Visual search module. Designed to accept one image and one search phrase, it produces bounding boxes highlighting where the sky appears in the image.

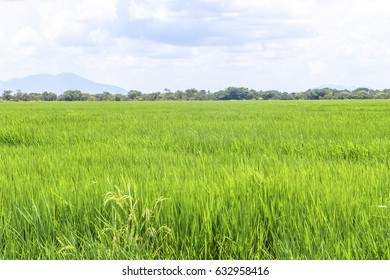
[0,0,389,93]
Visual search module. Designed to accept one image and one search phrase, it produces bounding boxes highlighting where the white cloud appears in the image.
[10,26,42,55]
[78,0,117,21]
[128,0,177,21]
[0,0,390,92]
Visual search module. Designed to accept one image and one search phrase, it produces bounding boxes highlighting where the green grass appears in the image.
[0,100,389,259]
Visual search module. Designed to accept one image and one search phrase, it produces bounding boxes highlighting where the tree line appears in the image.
[2,87,390,102]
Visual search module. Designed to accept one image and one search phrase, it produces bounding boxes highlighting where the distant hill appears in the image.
[0,72,128,94]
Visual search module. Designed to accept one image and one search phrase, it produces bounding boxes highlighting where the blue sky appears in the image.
[0,0,389,92]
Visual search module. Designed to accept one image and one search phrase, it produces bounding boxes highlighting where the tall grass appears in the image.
[0,100,389,259]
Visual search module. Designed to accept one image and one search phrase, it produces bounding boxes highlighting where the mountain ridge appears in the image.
[0,73,128,94]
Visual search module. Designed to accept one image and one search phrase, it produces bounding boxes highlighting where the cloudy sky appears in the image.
[0,0,389,92]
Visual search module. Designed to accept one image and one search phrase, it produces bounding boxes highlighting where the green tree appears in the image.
[2,90,13,101]
[260,90,281,100]
[13,91,31,101]
[351,88,371,99]
[128,90,143,100]
[219,87,253,100]
[184,88,198,100]
[41,92,57,101]
[58,90,84,101]
[113,94,127,101]
[28,92,43,101]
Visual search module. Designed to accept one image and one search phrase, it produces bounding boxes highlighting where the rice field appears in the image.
[0,100,389,260]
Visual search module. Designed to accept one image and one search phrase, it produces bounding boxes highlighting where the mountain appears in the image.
[0,73,128,94]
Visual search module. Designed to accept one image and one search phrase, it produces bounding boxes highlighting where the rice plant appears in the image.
[0,100,389,259]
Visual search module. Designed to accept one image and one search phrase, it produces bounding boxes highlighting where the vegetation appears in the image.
[0,101,389,260]
[3,87,390,101]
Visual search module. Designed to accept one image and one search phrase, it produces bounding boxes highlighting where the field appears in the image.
[0,100,389,260]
